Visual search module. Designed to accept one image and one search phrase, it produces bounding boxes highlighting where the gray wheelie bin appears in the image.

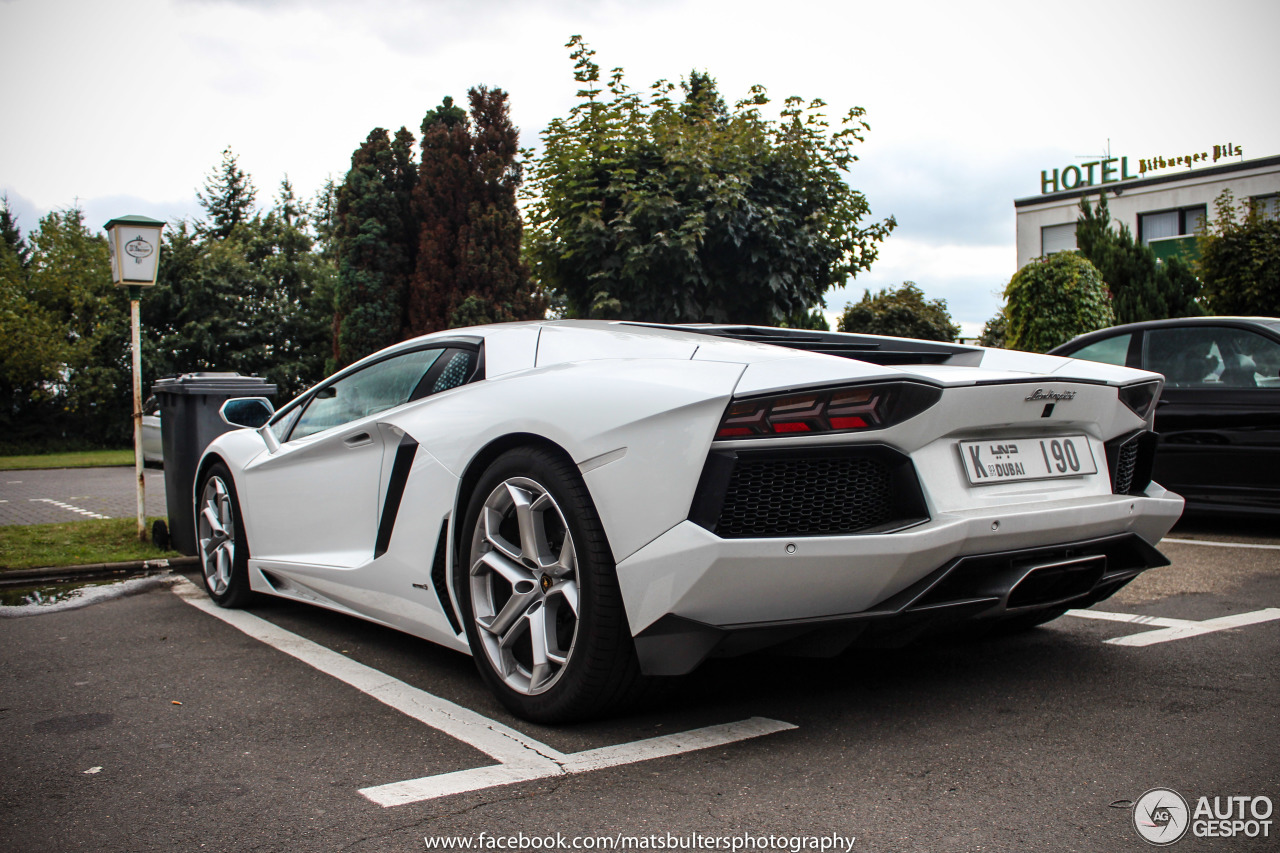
[151,373,276,555]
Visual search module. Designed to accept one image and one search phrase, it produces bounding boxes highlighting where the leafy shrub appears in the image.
[1004,253,1114,353]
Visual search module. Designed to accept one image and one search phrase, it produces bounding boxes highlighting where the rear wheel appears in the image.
[196,463,255,608]
[456,446,647,723]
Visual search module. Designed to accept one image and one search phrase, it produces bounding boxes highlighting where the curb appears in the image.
[0,557,200,587]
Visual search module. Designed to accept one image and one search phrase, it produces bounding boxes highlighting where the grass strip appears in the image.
[0,449,135,471]
[0,517,181,571]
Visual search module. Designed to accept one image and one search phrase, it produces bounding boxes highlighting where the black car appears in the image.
[1049,316,1280,515]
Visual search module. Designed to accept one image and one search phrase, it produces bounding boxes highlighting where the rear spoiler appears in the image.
[626,323,985,367]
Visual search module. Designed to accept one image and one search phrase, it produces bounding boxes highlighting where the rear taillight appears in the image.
[715,382,941,440]
[1118,380,1161,421]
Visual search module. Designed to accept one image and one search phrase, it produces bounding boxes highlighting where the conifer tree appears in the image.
[332,128,418,367]
[310,177,341,262]
[1,194,30,268]
[409,88,542,335]
[198,146,258,239]
[1075,194,1201,323]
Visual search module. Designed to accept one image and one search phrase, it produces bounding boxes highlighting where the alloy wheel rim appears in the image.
[468,477,580,696]
[198,476,236,596]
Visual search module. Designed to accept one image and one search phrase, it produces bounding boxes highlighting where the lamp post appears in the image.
[105,215,165,542]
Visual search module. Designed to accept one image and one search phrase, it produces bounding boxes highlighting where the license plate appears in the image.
[958,435,1098,485]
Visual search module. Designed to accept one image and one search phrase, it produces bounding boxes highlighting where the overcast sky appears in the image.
[3,0,1277,334]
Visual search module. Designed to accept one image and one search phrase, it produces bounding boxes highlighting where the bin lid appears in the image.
[151,372,278,396]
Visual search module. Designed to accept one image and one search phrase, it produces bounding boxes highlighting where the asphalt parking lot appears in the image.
[0,467,168,526]
[1,516,1277,852]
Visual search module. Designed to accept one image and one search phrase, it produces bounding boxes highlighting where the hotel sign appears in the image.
[1040,143,1245,195]
[1041,157,1138,194]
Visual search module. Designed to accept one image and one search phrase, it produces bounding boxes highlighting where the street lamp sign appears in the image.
[105,214,165,286]
[105,214,165,543]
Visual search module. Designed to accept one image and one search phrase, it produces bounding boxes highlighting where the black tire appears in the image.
[195,462,256,608]
[455,446,648,723]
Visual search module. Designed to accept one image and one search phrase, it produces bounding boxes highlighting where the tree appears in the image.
[410,89,543,334]
[782,307,830,331]
[524,36,895,325]
[198,146,258,239]
[0,229,65,449]
[1004,253,1114,353]
[1,194,30,268]
[1196,189,1280,316]
[837,282,959,341]
[978,310,1006,348]
[239,181,336,395]
[143,184,335,400]
[7,208,132,447]
[332,127,418,367]
[1075,193,1201,323]
[310,176,341,262]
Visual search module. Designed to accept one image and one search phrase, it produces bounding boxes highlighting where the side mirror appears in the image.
[220,397,275,429]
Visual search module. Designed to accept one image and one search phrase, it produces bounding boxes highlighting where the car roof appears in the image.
[1051,316,1280,353]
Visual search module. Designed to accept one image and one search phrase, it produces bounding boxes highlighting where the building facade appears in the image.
[1014,153,1280,269]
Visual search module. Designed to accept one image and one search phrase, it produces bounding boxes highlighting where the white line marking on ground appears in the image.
[1104,608,1280,647]
[169,578,796,806]
[171,578,558,766]
[28,498,109,520]
[1066,608,1280,646]
[1065,609,1194,629]
[1162,537,1280,551]
[362,717,795,805]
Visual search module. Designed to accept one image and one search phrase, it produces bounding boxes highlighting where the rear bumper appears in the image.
[631,531,1167,675]
[616,485,1183,675]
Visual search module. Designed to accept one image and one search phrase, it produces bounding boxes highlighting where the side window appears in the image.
[1067,333,1132,366]
[1146,327,1280,389]
[417,349,476,398]
[290,349,443,440]
[1221,329,1280,388]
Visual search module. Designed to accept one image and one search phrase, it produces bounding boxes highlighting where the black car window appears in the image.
[1146,327,1280,389]
[1066,333,1132,366]
[289,348,444,441]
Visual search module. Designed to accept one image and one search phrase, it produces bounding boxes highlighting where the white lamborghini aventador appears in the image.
[196,321,1183,721]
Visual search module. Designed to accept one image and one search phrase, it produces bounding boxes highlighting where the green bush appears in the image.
[1197,189,1280,316]
[1004,253,1114,353]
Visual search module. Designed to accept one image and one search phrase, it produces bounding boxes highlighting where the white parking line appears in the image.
[364,717,794,805]
[1064,609,1193,629]
[28,498,109,520]
[169,578,795,806]
[1066,607,1280,646]
[1162,537,1280,551]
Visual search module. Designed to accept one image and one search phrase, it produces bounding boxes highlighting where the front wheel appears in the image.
[196,462,255,608]
[456,446,647,723]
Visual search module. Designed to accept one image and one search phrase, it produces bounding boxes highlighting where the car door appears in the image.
[242,347,449,568]
[1143,324,1280,511]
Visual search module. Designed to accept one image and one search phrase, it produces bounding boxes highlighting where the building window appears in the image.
[1041,222,1077,256]
[1252,194,1280,220]
[1139,205,1207,246]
